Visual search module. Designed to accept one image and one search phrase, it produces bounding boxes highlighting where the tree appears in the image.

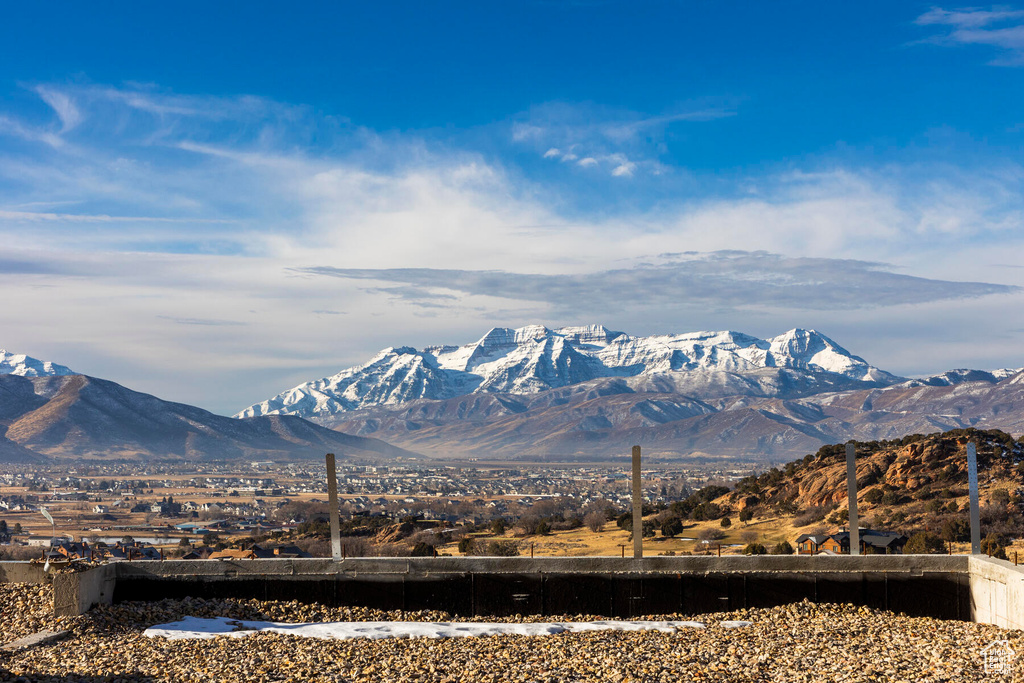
[940,518,970,543]
[178,537,192,548]
[745,543,768,555]
[720,517,732,529]
[738,510,753,524]
[772,541,794,555]
[0,520,7,534]
[660,517,684,538]
[458,537,476,555]
[489,518,507,535]
[12,523,21,535]
[584,512,606,533]
[904,531,945,554]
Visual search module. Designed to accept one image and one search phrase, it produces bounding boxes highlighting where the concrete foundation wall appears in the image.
[969,556,1024,629]
[8,556,1023,627]
[0,562,45,584]
[52,565,116,617]
[110,556,973,620]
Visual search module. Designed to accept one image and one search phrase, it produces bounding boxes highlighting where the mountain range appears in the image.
[3,325,1022,463]
[0,372,417,463]
[236,325,1024,462]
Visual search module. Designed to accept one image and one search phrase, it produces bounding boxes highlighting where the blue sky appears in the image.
[1,2,1023,415]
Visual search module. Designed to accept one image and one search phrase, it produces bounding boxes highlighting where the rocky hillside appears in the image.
[730,428,1024,532]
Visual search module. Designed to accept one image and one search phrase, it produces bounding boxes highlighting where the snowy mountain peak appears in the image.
[236,325,903,421]
[0,349,74,377]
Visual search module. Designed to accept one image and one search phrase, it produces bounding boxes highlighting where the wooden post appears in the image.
[846,443,860,556]
[632,445,642,559]
[968,443,981,555]
[326,453,342,561]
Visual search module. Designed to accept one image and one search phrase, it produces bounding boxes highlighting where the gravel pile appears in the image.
[2,583,1022,682]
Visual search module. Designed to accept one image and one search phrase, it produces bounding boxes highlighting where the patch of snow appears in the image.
[144,617,710,641]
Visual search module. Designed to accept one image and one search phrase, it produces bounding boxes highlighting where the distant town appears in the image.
[0,459,755,562]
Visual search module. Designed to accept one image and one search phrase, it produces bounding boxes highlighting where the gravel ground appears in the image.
[2,583,1022,682]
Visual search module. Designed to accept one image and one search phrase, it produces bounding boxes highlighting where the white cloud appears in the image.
[915,6,1024,64]
[514,100,734,176]
[35,86,82,132]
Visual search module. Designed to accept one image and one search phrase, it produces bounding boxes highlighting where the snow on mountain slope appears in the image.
[237,325,903,421]
[0,349,74,377]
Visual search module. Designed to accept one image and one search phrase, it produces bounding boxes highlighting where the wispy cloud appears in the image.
[157,316,247,326]
[35,86,82,132]
[512,101,734,177]
[915,6,1024,64]
[295,252,1020,314]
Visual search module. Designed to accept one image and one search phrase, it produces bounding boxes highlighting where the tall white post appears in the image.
[968,442,981,555]
[846,443,860,556]
[326,453,342,561]
[632,445,642,559]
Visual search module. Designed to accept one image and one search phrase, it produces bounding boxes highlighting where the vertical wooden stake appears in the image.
[967,443,981,555]
[846,443,860,556]
[632,445,642,559]
[326,453,342,561]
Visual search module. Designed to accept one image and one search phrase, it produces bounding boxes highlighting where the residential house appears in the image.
[795,529,908,555]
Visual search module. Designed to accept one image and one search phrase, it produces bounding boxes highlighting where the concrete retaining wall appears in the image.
[969,555,1024,629]
[111,556,973,620]
[6,556,1023,627]
[0,562,45,584]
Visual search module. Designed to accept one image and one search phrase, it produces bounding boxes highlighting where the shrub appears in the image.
[863,488,883,505]
[720,517,732,528]
[880,491,903,506]
[745,543,768,555]
[698,528,725,542]
[793,506,830,527]
[981,533,1008,560]
[772,541,794,555]
[487,540,520,557]
[411,542,435,557]
[904,531,945,554]
[991,489,1011,507]
[458,537,476,554]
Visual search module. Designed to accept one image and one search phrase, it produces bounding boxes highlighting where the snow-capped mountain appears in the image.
[0,349,74,377]
[237,325,903,421]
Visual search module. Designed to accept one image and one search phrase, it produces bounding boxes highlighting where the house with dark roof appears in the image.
[796,529,908,555]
